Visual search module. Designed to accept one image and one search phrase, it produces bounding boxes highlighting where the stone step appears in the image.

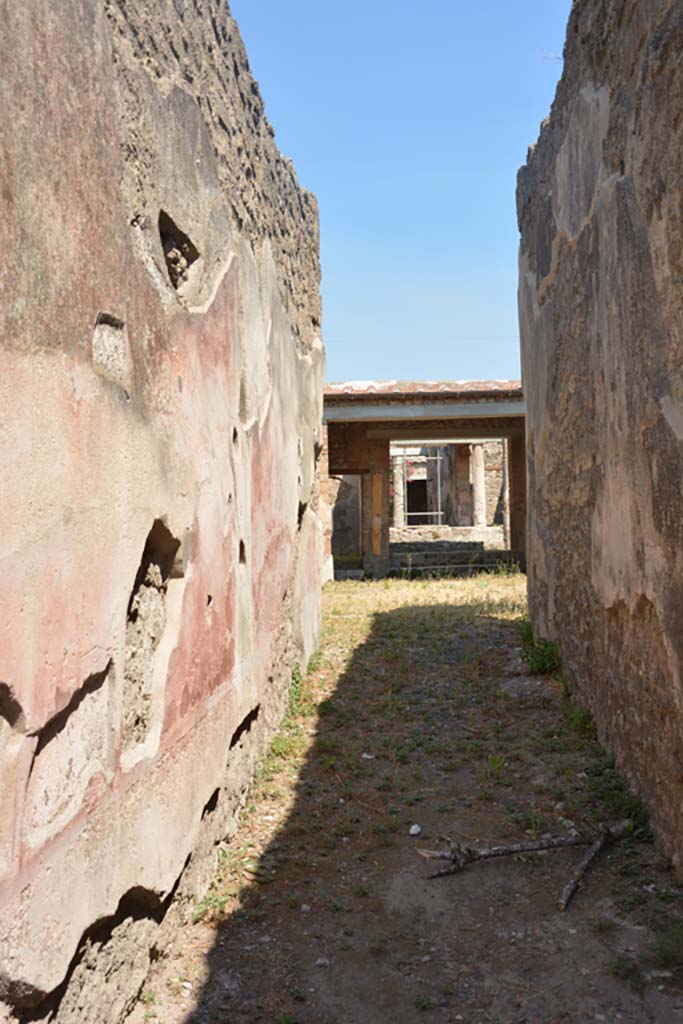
[390,541,490,553]
[334,568,365,581]
[388,562,514,578]
[390,549,512,568]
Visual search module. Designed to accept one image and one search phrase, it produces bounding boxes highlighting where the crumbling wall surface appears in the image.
[518,0,683,868]
[0,1,323,1020]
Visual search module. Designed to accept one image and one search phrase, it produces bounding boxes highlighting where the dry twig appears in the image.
[558,820,630,911]
[419,833,589,878]
[418,820,631,908]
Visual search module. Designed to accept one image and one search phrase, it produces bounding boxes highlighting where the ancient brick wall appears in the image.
[0,2,324,1019]
[518,0,683,869]
[326,422,389,477]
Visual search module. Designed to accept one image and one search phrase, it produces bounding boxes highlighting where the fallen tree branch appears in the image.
[558,819,630,911]
[557,835,605,911]
[419,833,589,878]
[418,820,631,906]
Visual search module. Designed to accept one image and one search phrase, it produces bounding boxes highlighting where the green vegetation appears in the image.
[651,921,683,970]
[414,994,436,1011]
[584,752,650,833]
[527,637,561,674]
[561,699,596,737]
[611,955,646,994]
[519,615,562,674]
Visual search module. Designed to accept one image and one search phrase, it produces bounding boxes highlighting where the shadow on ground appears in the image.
[139,578,683,1024]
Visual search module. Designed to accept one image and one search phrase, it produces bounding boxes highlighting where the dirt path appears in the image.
[129,575,683,1023]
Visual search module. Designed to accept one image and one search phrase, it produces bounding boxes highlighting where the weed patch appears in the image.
[585,753,650,833]
[519,616,561,674]
[611,956,646,994]
[651,921,683,970]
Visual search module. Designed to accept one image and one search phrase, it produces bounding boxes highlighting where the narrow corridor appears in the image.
[130,576,683,1024]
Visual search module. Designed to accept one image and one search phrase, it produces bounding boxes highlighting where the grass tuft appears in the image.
[611,955,646,993]
[650,921,683,970]
[519,616,561,674]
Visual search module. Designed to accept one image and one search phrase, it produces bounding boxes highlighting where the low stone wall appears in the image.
[518,0,683,869]
[0,2,323,1019]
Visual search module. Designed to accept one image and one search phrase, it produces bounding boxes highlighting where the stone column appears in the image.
[319,424,334,583]
[391,454,405,528]
[472,443,487,527]
[453,444,473,525]
[360,437,391,579]
[507,433,527,569]
[502,437,511,549]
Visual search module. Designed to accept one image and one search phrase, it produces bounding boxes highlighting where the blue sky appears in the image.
[230,0,570,383]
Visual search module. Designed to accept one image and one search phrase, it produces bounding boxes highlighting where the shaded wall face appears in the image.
[327,422,390,575]
[0,1,323,1017]
[330,475,362,557]
[451,444,474,525]
[518,0,683,869]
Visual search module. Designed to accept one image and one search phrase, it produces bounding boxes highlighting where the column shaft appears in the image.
[472,443,487,527]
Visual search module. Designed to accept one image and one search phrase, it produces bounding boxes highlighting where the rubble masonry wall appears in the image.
[518,0,683,868]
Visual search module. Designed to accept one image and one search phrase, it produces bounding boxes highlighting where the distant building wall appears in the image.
[425,443,505,527]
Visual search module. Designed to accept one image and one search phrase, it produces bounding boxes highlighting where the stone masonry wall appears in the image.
[518,0,683,869]
[0,2,324,1020]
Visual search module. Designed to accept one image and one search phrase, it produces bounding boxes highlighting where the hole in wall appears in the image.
[201,788,220,819]
[30,663,111,762]
[95,312,124,330]
[17,881,175,1019]
[123,519,183,750]
[239,540,246,565]
[232,427,238,444]
[22,662,115,850]
[297,502,307,529]
[0,682,25,730]
[206,594,213,607]
[129,519,183,606]
[91,313,131,392]
[229,705,261,750]
[158,210,199,290]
